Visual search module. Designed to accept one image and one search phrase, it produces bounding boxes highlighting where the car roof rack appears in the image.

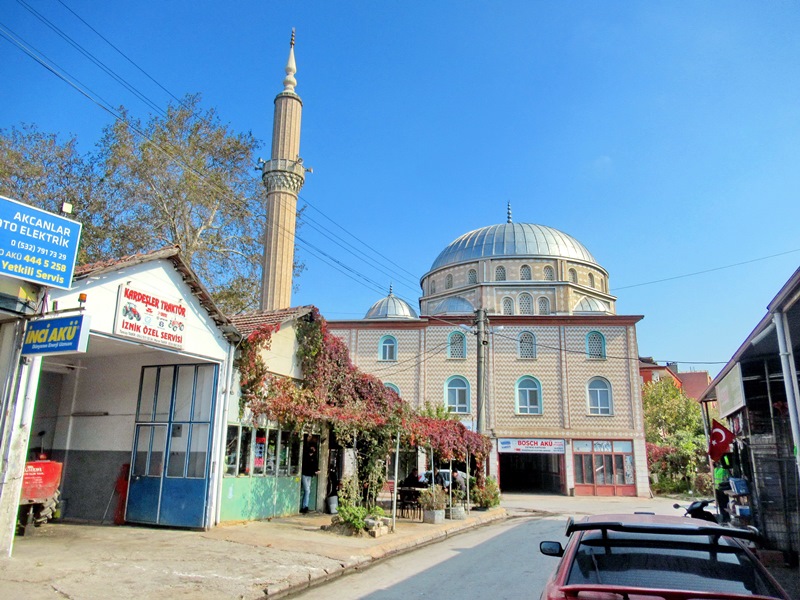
[565,520,761,543]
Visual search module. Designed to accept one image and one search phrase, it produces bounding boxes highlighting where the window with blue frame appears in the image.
[448,331,466,359]
[385,382,400,395]
[516,376,542,414]
[586,331,606,359]
[380,335,398,361]
[446,376,469,413]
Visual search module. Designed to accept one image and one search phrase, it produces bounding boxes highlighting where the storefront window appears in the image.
[573,439,634,487]
[253,428,267,476]
[288,432,301,476]
[224,425,239,476]
[238,427,252,476]
[266,429,278,475]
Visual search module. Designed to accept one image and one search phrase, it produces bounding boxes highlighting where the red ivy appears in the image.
[239,307,490,455]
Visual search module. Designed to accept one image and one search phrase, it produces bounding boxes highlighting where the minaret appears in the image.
[260,30,306,310]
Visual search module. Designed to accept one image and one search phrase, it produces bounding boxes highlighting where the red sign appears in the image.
[708,419,735,462]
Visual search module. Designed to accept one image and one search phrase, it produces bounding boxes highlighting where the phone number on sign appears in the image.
[9,239,68,261]
[0,249,68,272]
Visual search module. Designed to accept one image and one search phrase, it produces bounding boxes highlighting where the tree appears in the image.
[642,378,708,493]
[0,95,294,314]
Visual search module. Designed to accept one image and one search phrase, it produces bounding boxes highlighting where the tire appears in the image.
[34,490,60,525]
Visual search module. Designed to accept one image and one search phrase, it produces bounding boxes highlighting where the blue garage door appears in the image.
[126,363,217,527]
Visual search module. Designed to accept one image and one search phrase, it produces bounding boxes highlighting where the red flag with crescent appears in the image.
[708,419,735,462]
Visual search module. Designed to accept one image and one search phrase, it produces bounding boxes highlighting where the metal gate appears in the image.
[126,363,217,527]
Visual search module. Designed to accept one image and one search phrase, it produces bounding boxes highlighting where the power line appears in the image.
[612,248,800,291]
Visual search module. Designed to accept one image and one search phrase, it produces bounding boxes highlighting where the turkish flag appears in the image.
[708,419,735,462]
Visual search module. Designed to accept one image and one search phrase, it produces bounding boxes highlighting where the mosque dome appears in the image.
[429,222,598,272]
[431,296,474,315]
[365,288,419,319]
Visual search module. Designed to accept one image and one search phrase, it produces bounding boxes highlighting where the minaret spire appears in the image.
[507,202,512,223]
[260,30,306,311]
[283,29,297,93]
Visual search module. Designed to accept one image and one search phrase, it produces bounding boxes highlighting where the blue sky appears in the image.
[3,1,800,377]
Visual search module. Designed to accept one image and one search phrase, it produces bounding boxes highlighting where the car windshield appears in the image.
[567,530,783,598]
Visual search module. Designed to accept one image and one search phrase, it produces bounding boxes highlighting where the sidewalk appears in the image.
[0,494,797,599]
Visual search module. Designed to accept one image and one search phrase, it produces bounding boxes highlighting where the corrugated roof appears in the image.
[230,306,315,337]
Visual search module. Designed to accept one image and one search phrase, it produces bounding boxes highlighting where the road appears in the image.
[289,512,565,599]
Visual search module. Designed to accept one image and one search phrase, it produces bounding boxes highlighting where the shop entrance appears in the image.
[499,453,563,493]
[126,363,217,527]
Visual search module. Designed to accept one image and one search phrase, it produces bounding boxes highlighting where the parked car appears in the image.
[539,513,790,600]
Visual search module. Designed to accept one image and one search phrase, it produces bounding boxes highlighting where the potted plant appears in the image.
[446,486,466,520]
[419,484,446,524]
[471,476,501,510]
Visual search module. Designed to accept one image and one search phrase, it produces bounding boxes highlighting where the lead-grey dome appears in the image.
[365,291,418,320]
[431,296,474,315]
[430,223,597,271]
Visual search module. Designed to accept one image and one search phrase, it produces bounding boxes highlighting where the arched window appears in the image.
[520,265,532,280]
[518,332,536,359]
[588,273,595,289]
[537,297,550,315]
[587,377,612,415]
[586,331,606,359]
[468,269,477,284]
[448,332,466,359]
[517,376,542,414]
[502,297,514,315]
[569,268,578,283]
[543,265,555,281]
[495,265,506,281]
[430,279,436,294]
[385,383,400,395]
[380,335,397,361]
[446,376,470,413]
[519,293,533,315]
[445,274,453,289]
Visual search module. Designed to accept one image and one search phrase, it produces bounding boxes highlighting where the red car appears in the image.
[539,513,790,600]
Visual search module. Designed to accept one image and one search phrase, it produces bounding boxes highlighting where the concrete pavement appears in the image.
[0,494,796,599]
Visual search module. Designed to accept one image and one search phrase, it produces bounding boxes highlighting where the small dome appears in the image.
[429,222,597,271]
[365,290,418,319]
[431,296,474,315]
[573,296,610,314]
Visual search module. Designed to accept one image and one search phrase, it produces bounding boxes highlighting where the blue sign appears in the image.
[22,314,91,356]
[0,195,82,290]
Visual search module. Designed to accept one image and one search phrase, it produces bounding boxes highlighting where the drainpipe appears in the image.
[773,312,800,481]
[213,340,237,527]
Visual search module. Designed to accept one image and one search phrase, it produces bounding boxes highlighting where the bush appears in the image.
[472,477,500,508]
[337,501,368,531]
[419,485,447,510]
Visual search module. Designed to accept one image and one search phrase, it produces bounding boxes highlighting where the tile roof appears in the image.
[74,246,240,342]
[677,371,712,401]
[230,306,315,337]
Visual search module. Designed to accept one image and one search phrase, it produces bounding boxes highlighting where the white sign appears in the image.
[498,438,565,454]
[716,362,745,418]
[114,284,186,350]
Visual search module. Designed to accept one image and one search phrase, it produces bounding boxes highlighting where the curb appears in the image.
[262,508,507,598]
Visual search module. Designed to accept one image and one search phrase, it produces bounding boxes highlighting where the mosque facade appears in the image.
[327,214,648,497]
[257,37,648,497]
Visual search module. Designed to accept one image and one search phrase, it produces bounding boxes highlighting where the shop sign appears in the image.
[498,438,565,454]
[716,362,745,418]
[22,314,90,356]
[114,284,186,350]
[0,195,82,290]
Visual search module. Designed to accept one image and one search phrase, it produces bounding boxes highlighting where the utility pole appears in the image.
[475,308,487,434]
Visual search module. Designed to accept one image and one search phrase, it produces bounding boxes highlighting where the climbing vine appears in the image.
[237,306,490,502]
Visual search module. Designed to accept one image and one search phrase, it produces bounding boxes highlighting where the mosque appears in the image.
[259,36,649,497]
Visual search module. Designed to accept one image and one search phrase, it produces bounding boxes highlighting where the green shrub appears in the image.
[472,477,500,508]
[337,501,368,531]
